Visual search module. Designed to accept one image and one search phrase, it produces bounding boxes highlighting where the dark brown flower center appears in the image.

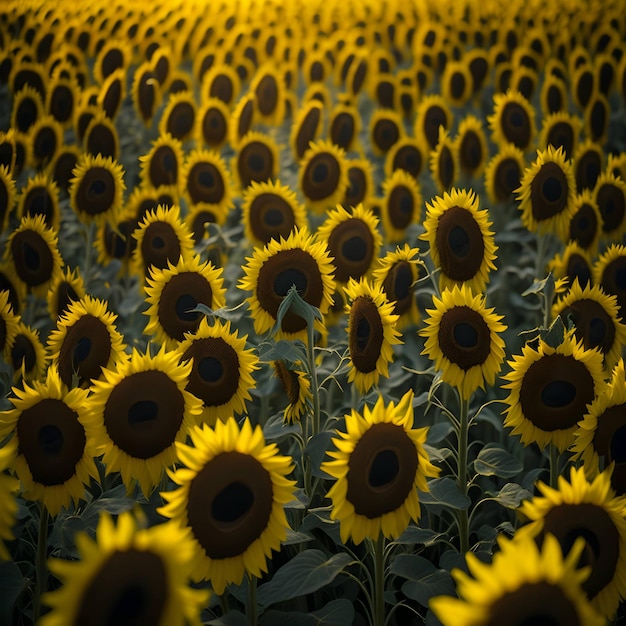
[165,101,195,141]
[519,353,595,431]
[599,255,626,318]
[500,100,532,149]
[148,145,178,188]
[564,254,592,289]
[187,161,225,205]
[435,206,485,283]
[103,370,185,459]
[209,74,234,104]
[248,192,296,245]
[349,296,385,374]
[327,218,375,283]
[330,110,355,153]
[17,398,86,486]
[52,150,78,193]
[568,203,598,250]
[593,403,626,494]
[392,144,423,179]
[74,166,116,217]
[10,228,54,288]
[181,336,241,408]
[201,105,228,147]
[596,181,625,234]
[101,75,122,120]
[238,140,274,189]
[256,248,325,334]
[540,502,620,599]
[546,121,575,160]
[255,74,278,117]
[387,184,416,232]
[382,261,415,317]
[274,360,301,406]
[86,121,117,160]
[575,149,601,192]
[301,150,341,202]
[33,124,57,165]
[493,157,522,202]
[49,83,74,124]
[22,185,55,229]
[459,130,483,175]
[422,105,447,149]
[343,165,368,207]
[437,144,455,191]
[560,298,615,356]
[530,161,570,221]
[140,221,182,274]
[485,581,581,626]
[372,118,400,154]
[137,69,158,123]
[346,422,418,518]
[74,549,168,626]
[438,305,491,370]
[10,332,37,374]
[235,97,254,142]
[295,105,322,161]
[187,451,273,559]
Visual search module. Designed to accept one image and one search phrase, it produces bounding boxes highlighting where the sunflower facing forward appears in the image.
[0,365,99,516]
[322,390,439,545]
[430,533,604,626]
[41,512,208,626]
[84,344,202,497]
[158,417,295,595]
[517,466,626,619]
[239,227,335,341]
[421,284,506,400]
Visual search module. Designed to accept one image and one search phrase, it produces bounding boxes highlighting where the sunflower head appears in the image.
[232,131,280,192]
[139,133,184,192]
[273,359,312,424]
[594,243,626,321]
[484,143,525,205]
[322,390,439,545]
[182,148,233,213]
[488,88,536,151]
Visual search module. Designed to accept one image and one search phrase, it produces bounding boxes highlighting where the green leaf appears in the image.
[400,570,456,607]
[272,285,321,337]
[0,560,26,617]
[207,610,249,626]
[522,272,554,297]
[304,431,334,479]
[300,508,342,546]
[394,526,448,547]
[491,483,532,509]
[259,599,355,626]
[257,549,354,607]
[474,444,523,479]
[390,553,436,580]
[419,478,471,511]
[256,339,308,366]
[540,315,566,349]
[263,411,302,442]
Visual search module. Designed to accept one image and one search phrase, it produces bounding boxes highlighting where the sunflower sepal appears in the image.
[271,284,322,340]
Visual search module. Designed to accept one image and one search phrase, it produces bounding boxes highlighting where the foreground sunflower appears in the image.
[41,512,208,626]
[421,284,506,400]
[344,277,402,394]
[47,295,127,389]
[239,228,335,341]
[159,418,295,595]
[144,254,226,349]
[84,345,202,497]
[502,332,606,452]
[517,466,626,619]
[421,188,497,294]
[430,533,604,626]
[322,390,439,545]
[0,365,99,516]
[176,318,259,426]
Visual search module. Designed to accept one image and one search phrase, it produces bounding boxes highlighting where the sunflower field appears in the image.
[1,0,626,624]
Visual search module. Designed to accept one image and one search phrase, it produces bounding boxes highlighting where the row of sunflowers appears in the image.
[1,0,626,624]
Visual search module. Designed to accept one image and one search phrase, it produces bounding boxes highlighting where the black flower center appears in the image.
[302,151,341,202]
[501,101,531,149]
[493,157,521,202]
[330,111,354,152]
[10,229,53,287]
[349,296,384,374]
[560,298,615,356]
[596,182,625,234]
[140,221,182,274]
[187,162,225,205]
[149,145,178,188]
[248,192,295,244]
[75,166,116,216]
[438,305,491,370]
[238,141,274,188]
[530,161,569,221]
[387,185,415,232]
[327,218,375,283]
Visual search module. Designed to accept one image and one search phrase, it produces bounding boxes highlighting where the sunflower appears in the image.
[422,188,497,294]
[139,133,184,192]
[241,179,307,248]
[516,145,576,239]
[97,68,126,121]
[441,59,472,107]
[298,139,349,214]
[195,96,230,150]
[0,440,19,560]
[4,214,63,299]
[144,254,226,349]
[573,139,604,193]
[538,111,581,161]
[372,244,423,329]
[0,165,16,231]
[488,89,536,152]
[181,148,233,213]
[430,127,459,193]
[455,115,489,179]
[27,114,62,169]
[540,73,569,116]
[563,189,602,254]
[573,359,626,494]
[290,99,324,161]
[11,84,43,134]
[593,171,626,241]
[430,532,604,626]
[131,60,161,126]
[502,331,606,452]
[201,63,241,107]
[421,284,506,400]
[585,93,610,144]
[369,109,404,157]
[69,153,125,226]
[316,203,382,285]
[47,295,127,389]
[517,466,626,619]
[7,323,46,381]
[322,390,439,545]
[547,242,593,291]
[384,136,427,180]
[85,344,202,497]
[158,417,295,595]
[250,63,286,126]
[328,101,360,154]
[46,75,78,128]
[132,204,195,280]
[84,112,119,160]
[0,289,19,356]
[176,317,259,426]
[344,277,402,394]
[343,158,375,210]
[380,169,423,242]
[0,365,99,516]
[594,244,626,321]
[18,172,60,232]
[232,130,280,192]
[239,227,335,341]
[47,144,81,194]
[414,93,453,151]
[41,511,208,626]
[93,38,132,85]
[229,93,256,148]
[158,91,197,143]
[273,359,311,424]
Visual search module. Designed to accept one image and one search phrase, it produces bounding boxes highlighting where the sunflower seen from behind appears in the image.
[430,533,604,626]
[421,188,497,294]
[322,390,439,545]
[239,227,335,341]
[84,344,202,497]
[41,511,208,626]
[517,466,626,620]
[421,284,506,401]
[0,365,99,516]
[159,417,295,595]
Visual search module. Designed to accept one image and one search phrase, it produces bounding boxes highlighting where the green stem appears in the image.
[306,328,320,440]
[83,221,96,287]
[457,396,470,555]
[549,444,559,489]
[247,574,258,626]
[34,504,49,622]
[373,534,385,626]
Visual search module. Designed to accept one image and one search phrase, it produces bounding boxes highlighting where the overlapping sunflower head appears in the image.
[322,390,439,545]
